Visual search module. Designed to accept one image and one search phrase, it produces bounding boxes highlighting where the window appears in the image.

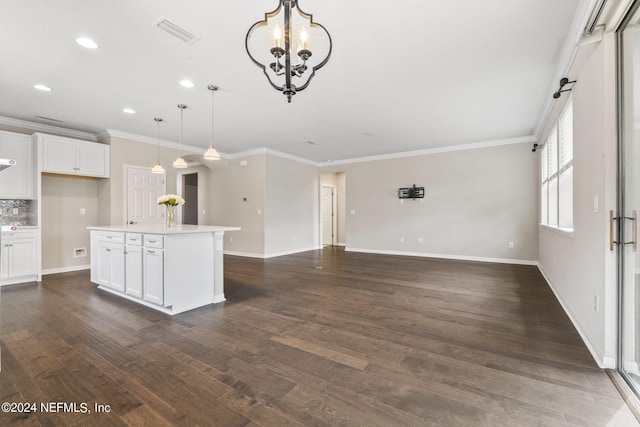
[540,98,573,230]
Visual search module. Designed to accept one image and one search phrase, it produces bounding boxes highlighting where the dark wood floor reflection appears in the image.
[1,247,638,426]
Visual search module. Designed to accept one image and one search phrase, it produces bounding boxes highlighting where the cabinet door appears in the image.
[125,245,143,298]
[0,132,33,199]
[76,142,109,177]
[0,242,8,278]
[96,242,125,292]
[42,136,76,174]
[143,248,164,305]
[109,244,126,293]
[7,238,36,277]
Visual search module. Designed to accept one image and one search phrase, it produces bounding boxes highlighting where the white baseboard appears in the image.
[224,246,321,259]
[345,247,538,266]
[624,360,640,374]
[537,265,613,369]
[336,243,346,247]
[42,265,90,275]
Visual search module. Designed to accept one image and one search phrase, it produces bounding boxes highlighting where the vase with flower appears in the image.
[157,194,185,227]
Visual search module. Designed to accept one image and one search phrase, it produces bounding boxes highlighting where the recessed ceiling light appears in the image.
[123,108,136,114]
[34,84,52,92]
[180,80,195,88]
[76,37,98,49]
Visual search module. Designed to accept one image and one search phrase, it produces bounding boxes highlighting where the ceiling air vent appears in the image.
[35,115,64,124]
[153,17,201,45]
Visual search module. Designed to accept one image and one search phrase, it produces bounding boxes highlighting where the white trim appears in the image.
[539,224,575,238]
[336,243,346,247]
[318,136,536,167]
[0,115,97,141]
[624,360,640,375]
[104,129,203,154]
[225,147,319,166]
[345,247,538,265]
[537,264,613,368]
[224,246,321,259]
[41,264,90,275]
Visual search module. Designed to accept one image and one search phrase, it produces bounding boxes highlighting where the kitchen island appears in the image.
[87,224,240,315]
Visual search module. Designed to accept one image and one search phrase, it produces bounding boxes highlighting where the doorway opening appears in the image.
[319,172,346,247]
[182,173,198,225]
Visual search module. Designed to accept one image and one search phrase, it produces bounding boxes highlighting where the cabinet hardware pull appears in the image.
[106,248,111,252]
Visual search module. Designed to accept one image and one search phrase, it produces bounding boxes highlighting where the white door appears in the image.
[321,186,335,246]
[126,166,165,225]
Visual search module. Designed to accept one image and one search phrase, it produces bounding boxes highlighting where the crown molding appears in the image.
[104,129,203,154]
[0,115,98,141]
[318,135,537,167]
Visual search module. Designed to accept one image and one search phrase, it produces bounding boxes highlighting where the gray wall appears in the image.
[321,142,539,262]
[206,154,266,256]
[41,175,99,271]
[265,155,319,255]
[538,35,618,367]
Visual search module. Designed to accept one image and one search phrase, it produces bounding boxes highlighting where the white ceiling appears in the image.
[0,0,588,163]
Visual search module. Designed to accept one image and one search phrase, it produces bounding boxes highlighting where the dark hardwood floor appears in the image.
[1,247,638,426]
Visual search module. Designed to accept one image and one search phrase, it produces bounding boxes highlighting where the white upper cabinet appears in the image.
[0,131,34,199]
[37,133,110,178]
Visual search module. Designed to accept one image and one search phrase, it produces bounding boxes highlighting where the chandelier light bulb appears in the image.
[274,25,282,48]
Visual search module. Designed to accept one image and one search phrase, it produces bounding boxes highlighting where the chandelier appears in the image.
[245,0,332,103]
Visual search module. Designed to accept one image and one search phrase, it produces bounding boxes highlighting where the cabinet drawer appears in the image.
[126,233,143,246]
[97,232,125,244]
[144,235,164,249]
[2,229,37,239]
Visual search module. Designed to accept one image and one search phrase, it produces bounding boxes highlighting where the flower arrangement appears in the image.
[157,194,185,226]
[157,194,185,206]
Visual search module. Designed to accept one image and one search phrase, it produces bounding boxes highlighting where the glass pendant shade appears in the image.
[204,145,220,160]
[151,117,165,174]
[151,162,165,174]
[174,104,188,169]
[204,84,221,161]
[172,157,188,168]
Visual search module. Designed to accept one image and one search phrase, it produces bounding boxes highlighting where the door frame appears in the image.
[177,170,199,225]
[320,184,337,246]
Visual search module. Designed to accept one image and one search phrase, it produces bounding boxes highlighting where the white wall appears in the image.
[321,142,539,263]
[537,33,618,367]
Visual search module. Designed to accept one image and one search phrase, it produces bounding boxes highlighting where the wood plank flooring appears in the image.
[1,247,638,426]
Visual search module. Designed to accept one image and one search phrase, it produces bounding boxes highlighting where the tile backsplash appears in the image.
[0,199,37,226]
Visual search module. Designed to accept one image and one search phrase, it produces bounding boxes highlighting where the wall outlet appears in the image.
[399,237,405,243]
[292,235,296,242]
[257,208,262,215]
[350,209,356,215]
[80,208,86,215]
[508,241,514,249]
[74,248,87,258]
[229,236,234,243]
[417,237,424,244]
[240,160,248,166]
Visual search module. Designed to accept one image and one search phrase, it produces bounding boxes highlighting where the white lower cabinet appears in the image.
[143,247,164,305]
[1,229,38,285]
[125,245,143,298]
[96,242,125,293]
[91,231,164,306]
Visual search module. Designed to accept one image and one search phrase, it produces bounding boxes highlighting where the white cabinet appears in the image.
[38,133,110,178]
[90,231,165,305]
[125,243,143,298]
[143,247,164,305]
[0,131,34,199]
[96,242,125,292]
[1,229,38,285]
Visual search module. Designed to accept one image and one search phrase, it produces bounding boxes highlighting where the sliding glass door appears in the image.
[618,1,640,394]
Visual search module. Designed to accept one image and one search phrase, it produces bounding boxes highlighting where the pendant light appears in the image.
[203,84,221,160]
[151,117,165,174]
[173,104,188,169]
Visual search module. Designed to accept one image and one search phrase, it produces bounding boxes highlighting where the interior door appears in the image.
[321,186,334,245]
[126,166,165,225]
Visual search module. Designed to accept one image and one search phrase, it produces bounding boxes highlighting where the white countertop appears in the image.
[87,224,241,235]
